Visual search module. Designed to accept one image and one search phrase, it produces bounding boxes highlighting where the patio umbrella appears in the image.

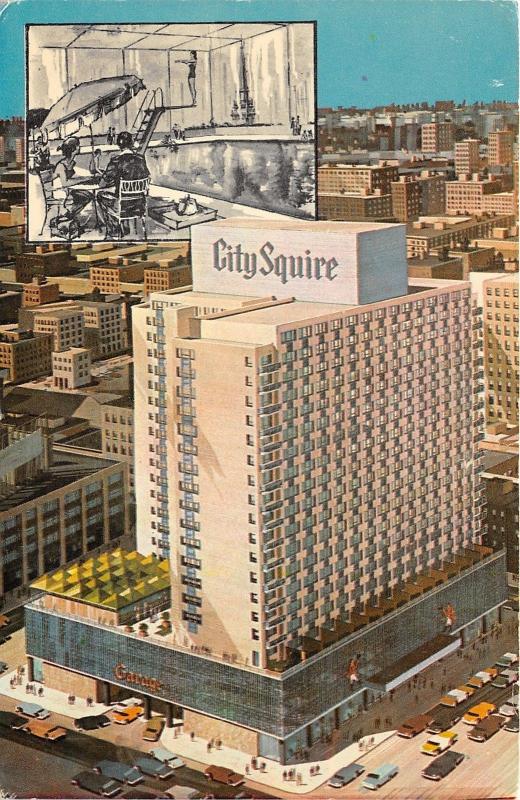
[42,74,145,140]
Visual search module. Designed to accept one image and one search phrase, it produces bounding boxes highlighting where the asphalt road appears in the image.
[0,712,272,800]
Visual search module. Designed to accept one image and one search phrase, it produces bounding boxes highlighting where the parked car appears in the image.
[463,702,496,725]
[0,614,11,628]
[0,712,29,730]
[120,793,159,800]
[495,652,518,669]
[142,716,165,742]
[421,730,458,756]
[94,761,143,786]
[134,757,174,780]
[204,766,244,787]
[75,714,111,730]
[499,695,519,717]
[467,714,506,742]
[14,702,50,719]
[112,706,144,725]
[361,764,399,790]
[0,635,12,645]
[21,720,67,740]
[504,714,519,733]
[483,666,498,679]
[427,706,462,734]
[112,697,143,712]
[150,747,185,768]
[164,789,200,800]
[467,671,493,689]
[328,763,365,787]
[457,684,476,697]
[421,750,465,781]
[440,689,467,707]
[397,714,433,738]
[0,661,8,674]
[71,771,121,797]
[491,669,518,689]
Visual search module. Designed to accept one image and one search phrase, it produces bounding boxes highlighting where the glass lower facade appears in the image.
[25,552,506,741]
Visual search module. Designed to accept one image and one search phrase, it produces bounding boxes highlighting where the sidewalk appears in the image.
[160,727,394,794]
[0,668,111,719]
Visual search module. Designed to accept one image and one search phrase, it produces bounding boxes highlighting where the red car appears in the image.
[397,713,434,738]
[204,766,244,787]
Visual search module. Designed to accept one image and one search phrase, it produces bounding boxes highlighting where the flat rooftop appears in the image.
[204,217,403,235]
[0,448,117,514]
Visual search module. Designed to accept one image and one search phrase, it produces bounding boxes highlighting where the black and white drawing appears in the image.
[26,23,316,242]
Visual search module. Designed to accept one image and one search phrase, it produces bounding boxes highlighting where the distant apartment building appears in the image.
[33,307,85,353]
[100,397,134,492]
[0,136,5,164]
[0,419,128,606]
[446,175,503,215]
[488,130,514,167]
[14,248,72,283]
[421,122,455,152]
[417,171,446,215]
[318,190,393,221]
[144,264,192,296]
[90,263,145,293]
[22,277,61,308]
[454,139,481,177]
[52,348,92,390]
[15,138,24,166]
[482,275,519,426]
[82,299,127,359]
[0,287,22,324]
[481,192,516,216]
[317,163,399,195]
[0,328,53,383]
[391,177,421,222]
[406,214,515,257]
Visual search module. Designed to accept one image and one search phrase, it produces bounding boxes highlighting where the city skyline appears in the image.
[0,0,516,117]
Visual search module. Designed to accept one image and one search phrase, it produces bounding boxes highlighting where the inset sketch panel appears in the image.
[26,22,316,243]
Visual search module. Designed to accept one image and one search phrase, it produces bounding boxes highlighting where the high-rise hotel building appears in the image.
[26,218,506,763]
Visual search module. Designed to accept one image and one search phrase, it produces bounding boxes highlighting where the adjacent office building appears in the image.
[317,164,399,195]
[52,347,92,390]
[482,275,519,426]
[0,418,128,605]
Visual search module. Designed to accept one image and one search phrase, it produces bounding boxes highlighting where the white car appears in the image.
[499,695,519,717]
[440,689,468,707]
[150,747,185,769]
[496,652,518,669]
[111,697,143,713]
[14,703,50,719]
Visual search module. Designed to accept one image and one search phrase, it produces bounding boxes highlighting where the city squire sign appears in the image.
[192,221,408,305]
[212,239,339,284]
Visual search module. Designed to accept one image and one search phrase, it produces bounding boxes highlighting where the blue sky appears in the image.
[0,0,517,116]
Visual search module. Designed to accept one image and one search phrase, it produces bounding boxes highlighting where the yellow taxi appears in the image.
[462,702,495,725]
[421,730,458,755]
[112,705,144,725]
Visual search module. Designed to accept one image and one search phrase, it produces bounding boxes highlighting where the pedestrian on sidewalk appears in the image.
[216,737,222,749]
[251,757,257,770]
[71,694,75,705]
[25,683,30,693]
[261,762,266,772]
[282,770,287,782]
[206,741,211,753]
[190,731,195,741]
[245,765,250,776]
[296,772,302,786]
[315,764,320,775]
[38,687,43,697]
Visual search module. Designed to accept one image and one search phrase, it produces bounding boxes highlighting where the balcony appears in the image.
[266,544,497,672]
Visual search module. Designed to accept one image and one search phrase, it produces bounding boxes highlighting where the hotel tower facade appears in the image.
[26,218,506,763]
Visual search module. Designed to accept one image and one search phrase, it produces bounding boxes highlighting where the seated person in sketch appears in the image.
[51,137,91,222]
[32,133,51,174]
[96,131,150,239]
